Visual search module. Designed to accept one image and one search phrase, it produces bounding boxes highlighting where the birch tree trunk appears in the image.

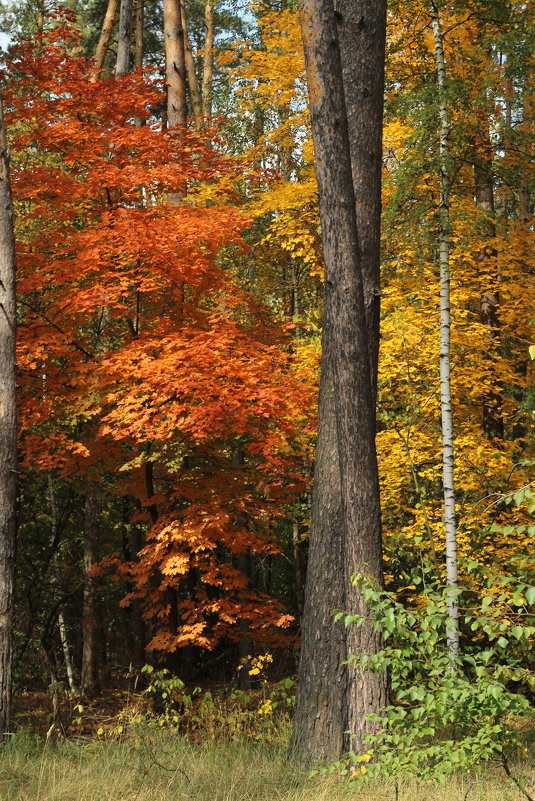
[430,0,459,659]
[48,478,77,694]
[92,0,120,79]
[116,0,134,76]
[0,93,17,736]
[290,0,383,760]
[202,0,215,117]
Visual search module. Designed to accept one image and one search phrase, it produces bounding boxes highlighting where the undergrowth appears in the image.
[0,727,533,801]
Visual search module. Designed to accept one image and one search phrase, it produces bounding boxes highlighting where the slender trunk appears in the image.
[430,0,459,659]
[145,460,180,671]
[134,0,144,69]
[48,478,77,693]
[473,137,503,440]
[292,520,304,621]
[36,0,45,34]
[0,94,17,736]
[519,91,532,224]
[92,0,120,79]
[116,0,134,76]
[291,0,383,760]
[180,0,202,116]
[129,521,146,668]
[232,449,252,688]
[81,491,101,698]
[202,0,215,116]
[164,0,187,128]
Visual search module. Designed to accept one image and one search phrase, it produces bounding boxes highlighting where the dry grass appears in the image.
[0,729,533,801]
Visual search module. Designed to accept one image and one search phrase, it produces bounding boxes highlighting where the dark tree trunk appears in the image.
[337,0,388,745]
[290,0,385,761]
[127,512,146,669]
[290,360,347,759]
[337,0,386,403]
[473,147,503,440]
[81,491,101,698]
[134,0,144,69]
[0,94,17,736]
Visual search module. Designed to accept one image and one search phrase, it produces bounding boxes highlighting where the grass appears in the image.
[0,728,533,801]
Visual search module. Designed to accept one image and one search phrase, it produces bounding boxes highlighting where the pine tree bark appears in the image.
[430,0,459,658]
[337,0,388,745]
[134,0,144,69]
[116,0,134,76]
[0,94,17,736]
[93,0,120,79]
[164,0,187,128]
[337,0,385,402]
[290,0,384,761]
[202,0,215,117]
[180,0,202,116]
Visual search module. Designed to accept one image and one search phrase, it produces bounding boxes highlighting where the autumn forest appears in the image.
[0,0,533,797]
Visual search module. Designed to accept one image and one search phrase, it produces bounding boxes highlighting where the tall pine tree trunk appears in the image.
[116,0,134,76]
[0,94,17,736]
[430,0,459,658]
[93,0,120,78]
[290,0,384,760]
[202,0,215,117]
[134,0,144,69]
[180,0,202,116]
[164,0,187,128]
[337,0,388,745]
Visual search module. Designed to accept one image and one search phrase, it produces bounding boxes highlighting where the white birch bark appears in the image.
[47,477,77,694]
[430,0,459,659]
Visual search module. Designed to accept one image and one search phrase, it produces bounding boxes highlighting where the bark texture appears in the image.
[290,0,384,760]
[116,0,134,76]
[202,0,215,116]
[92,0,120,79]
[337,0,388,744]
[337,0,386,401]
[134,0,144,69]
[81,491,101,698]
[0,94,17,736]
[430,0,459,658]
[180,0,202,116]
[164,0,187,128]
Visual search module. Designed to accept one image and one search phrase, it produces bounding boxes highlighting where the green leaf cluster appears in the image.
[336,576,534,783]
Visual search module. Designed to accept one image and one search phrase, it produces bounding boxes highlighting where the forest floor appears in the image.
[1,689,534,801]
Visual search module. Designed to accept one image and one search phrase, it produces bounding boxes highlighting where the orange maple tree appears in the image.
[7,16,313,654]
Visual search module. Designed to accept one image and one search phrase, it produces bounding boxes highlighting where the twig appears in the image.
[502,752,534,801]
